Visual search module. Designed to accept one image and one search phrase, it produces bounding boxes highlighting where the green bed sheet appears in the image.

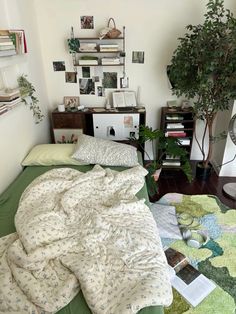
[0,163,164,314]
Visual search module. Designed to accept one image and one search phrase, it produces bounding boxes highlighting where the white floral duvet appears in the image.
[0,165,172,314]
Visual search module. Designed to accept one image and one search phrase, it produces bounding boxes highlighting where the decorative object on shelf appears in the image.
[67,38,80,53]
[63,96,80,109]
[167,0,236,178]
[58,104,65,112]
[181,100,192,111]
[17,74,44,124]
[133,125,192,196]
[99,18,121,39]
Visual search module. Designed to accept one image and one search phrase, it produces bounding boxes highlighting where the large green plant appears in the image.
[137,125,192,196]
[168,0,236,168]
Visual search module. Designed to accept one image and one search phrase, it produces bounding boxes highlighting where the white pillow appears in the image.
[72,134,139,167]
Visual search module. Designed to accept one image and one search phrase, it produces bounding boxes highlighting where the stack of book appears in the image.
[165,248,216,307]
[9,30,27,54]
[0,89,21,114]
[79,42,97,52]
[0,30,16,57]
[101,57,120,65]
[99,44,119,52]
[165,130,187,137]
[78,56,99,65]
[166,114,184,121]
[166,123,184,129]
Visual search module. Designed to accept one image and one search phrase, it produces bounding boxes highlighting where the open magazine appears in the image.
[165,248,216,307]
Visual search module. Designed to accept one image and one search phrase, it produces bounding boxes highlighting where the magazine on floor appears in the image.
[165,247,216,307]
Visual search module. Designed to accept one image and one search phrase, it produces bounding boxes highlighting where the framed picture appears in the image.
[64,96,80,108]
[53,128,83,144]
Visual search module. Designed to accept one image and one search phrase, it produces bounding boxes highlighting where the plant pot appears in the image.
[195,162,212,181]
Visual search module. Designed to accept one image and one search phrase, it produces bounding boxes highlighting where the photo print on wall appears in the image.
[82,67,90,78]
[103,72,117,89]
[79,78,95,94]
[53,61,66,71]
[80,16,94,29]
[132,51,145,64]
[65,72,77,83]
[97,86,104,97]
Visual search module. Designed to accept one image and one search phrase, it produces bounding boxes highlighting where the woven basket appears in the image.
[105,18,121,39]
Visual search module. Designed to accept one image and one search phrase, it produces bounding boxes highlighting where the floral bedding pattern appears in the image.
[0,165,172,314]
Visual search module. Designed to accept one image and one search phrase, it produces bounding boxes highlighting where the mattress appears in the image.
[0,163,164,314]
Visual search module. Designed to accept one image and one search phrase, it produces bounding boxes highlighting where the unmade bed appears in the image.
[0,143,172,314]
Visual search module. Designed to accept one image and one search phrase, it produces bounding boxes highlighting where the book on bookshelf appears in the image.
[165,248,216,307]
[179,138,191,145]
[166,123,184,129]
[78,59,98,65]
[0,49,16,57]
[165,131,187,137]
[9,30,27,54]
[166,114,184,121]
[0,89,20,101]
[162,160,181,166]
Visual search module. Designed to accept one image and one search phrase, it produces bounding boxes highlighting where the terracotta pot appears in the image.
[195,162,213,181]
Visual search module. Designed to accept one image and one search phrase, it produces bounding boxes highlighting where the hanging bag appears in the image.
[106,18,121,38]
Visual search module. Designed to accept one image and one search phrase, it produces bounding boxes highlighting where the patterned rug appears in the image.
[156,193,236,314]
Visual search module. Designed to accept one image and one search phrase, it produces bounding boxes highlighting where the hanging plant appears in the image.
[17,74,44,124]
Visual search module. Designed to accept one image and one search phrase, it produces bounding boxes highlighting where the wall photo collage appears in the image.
[52,15,145,104]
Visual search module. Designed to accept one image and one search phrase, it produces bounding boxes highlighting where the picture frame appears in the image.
[63,96,80,108]
[53,128,83,144]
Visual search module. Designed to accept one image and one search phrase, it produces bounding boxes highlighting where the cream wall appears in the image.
[34,0,236,173]
[0,0,50,194]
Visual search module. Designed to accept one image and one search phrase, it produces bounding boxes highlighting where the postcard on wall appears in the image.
[53,61,65,71]
[80,16,94,29]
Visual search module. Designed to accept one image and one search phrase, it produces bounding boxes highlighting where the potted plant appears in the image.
[168,0,236,179]
[136,125,192,196]
[17,74,44,124]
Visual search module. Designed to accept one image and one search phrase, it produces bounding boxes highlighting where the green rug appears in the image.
[157,193,236,314]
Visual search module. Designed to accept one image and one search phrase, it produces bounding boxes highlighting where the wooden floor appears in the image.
[150,167,236,209]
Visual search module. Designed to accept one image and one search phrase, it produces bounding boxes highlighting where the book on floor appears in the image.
[165,247,216,307]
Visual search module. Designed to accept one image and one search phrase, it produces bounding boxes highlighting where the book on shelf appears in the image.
[166,114,184,121]
[0,41,15,47]
[101,57,120,65]
[0,89,20,101]
[0,97,21,107]
[99,44,119,52]
[0,49,16,57]
[179,138,191,145]
[9,30,27,54]
[78,59,98,65]
[165,131,187,137]
[79,42,97,52]
[166,123,184,129]
[165,248,216,307]
[162,160,181,166]
[165,154,180,160]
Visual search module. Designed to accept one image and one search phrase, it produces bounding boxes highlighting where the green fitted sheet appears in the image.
[0,162,164,314]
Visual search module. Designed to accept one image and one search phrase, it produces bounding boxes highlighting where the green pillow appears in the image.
[22,144,88,166]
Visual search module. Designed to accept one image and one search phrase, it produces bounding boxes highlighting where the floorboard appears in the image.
[150,167,236,209]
